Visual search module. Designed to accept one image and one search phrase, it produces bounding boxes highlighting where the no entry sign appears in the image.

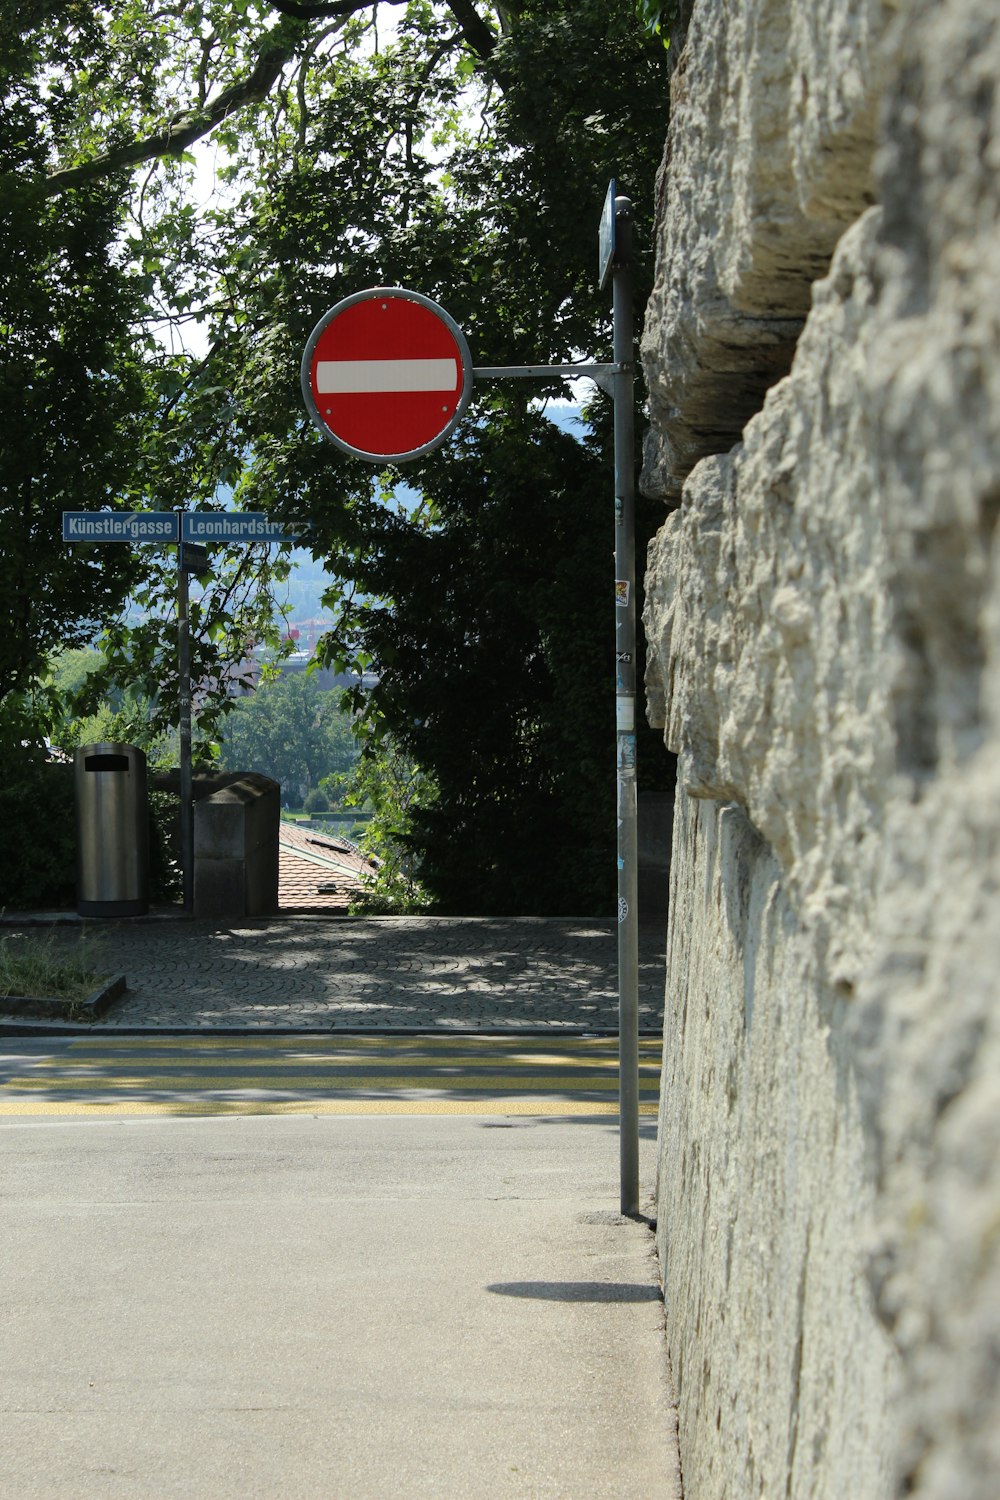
[301,287,473,462]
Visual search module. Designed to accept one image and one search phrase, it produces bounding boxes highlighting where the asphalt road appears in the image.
[0,924,680,1497]
[0,1104,682,1499]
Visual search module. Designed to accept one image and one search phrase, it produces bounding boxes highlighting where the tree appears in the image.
[45,648,104,706]
[217,671,358,804]
[8,1,671,913]
[0,4,303,731]
[633,1,685,44]
[234,0,672,911]
[0,6,152,705]
[342,411,620,914]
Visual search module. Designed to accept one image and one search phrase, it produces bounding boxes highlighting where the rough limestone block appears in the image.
[643,3,1000,1498]
[646,210,891,994]
[645,208,898,1500]
[788,0,885,222]
[848,4,1000,1493]
[640,0,889,501]
[655,793,896,1500]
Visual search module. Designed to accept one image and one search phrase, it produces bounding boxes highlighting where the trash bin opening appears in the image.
[84,754,131,772]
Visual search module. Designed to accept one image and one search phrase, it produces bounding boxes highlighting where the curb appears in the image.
[0,975,127,1023]
[0,911,191,928]
[0,911,632,929]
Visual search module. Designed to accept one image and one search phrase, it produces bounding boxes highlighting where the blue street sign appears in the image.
[63,511,297,545]
[181,512,297,544]
[62,512,178,542]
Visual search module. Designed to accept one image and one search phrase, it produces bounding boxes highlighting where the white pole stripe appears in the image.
[316,358,458,394]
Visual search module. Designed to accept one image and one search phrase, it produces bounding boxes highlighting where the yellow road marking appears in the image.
[0,1037,662,1118]
[0,1098,659,1118]
[29,1054,659,1072]
[59,1036,661,1052]
[8,1073,656,1092]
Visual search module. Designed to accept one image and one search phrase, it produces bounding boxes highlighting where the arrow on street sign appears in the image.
[301,287,474,462]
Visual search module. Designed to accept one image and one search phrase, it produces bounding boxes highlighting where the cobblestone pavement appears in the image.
[3,916,667,1033]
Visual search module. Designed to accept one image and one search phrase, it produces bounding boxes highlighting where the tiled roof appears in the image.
[278,822,378,913]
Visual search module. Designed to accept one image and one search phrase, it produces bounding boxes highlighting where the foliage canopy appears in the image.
[2,0,671,914]
[217,670,358,805]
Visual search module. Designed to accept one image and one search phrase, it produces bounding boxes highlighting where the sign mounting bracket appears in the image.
[472,362,622,397]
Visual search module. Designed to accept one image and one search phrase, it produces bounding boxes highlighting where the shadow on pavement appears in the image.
[487,1281,662,1302]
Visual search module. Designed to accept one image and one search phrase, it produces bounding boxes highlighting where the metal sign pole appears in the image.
[300,187,641,1213]
[612,195,640,1218]
[177,522,194,914]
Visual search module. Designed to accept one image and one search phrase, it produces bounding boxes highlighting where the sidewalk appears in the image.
[0,915,667,1033]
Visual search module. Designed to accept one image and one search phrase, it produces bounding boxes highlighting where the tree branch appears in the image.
[267,0,402,18]
[44,36,293,197]
[41,2,498,196]
[442,0,496,59]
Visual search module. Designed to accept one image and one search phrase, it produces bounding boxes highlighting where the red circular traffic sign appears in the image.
[301,288,474,462]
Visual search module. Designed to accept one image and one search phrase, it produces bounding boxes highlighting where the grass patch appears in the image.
[0,930,107,1001]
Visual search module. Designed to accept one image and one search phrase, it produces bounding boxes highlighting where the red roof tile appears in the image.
[278,823,378,913]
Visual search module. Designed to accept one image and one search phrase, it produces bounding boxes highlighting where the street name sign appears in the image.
[62,512,178,542]
[181,512,296,544]
[63,511,297,545]
[301,287,473,462]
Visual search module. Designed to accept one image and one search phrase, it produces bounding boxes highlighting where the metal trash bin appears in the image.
[75,743,150,917]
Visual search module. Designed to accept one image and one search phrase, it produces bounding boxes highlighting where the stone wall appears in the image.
[640,3,1000,1498]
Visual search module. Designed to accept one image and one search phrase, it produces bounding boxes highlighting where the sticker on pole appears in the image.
[301,287,474,463]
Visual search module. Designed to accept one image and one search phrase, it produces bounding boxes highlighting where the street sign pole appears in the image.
[474,192,641,1214]
[611,197,640,1218]
[177,520,194,914]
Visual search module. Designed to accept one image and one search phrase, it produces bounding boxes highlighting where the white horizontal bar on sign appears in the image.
[316,358,458,394]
